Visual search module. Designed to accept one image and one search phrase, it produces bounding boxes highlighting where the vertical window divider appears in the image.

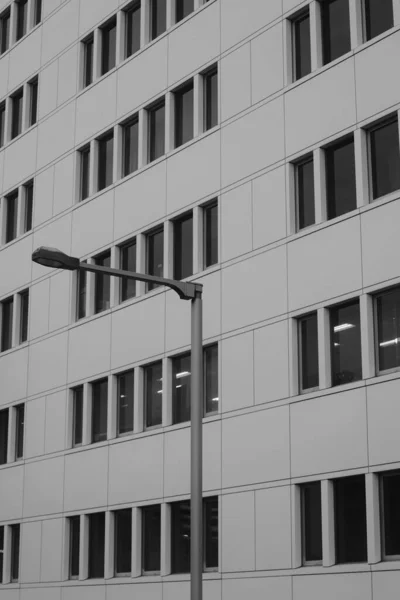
[165,91,174,153]
[291,485,302,568]
[67,388,74,448]
[88,139,96,199]
[167,0,175,29]
[104,511,114,579]
[113,123,122,185]
[21,81,29,132]
[192,205,201,274]
[133,367,143,434]
[61,517,69,580]
[3,525,11,583]
[286,162,296,235]
[141,0,149,46]
[7,407,16,463]
[317,307,331,389]
[193,73,202,138]
[354,127,369,208]
[138,108,146,169]
[136,233,146,296]
[93,28,102,80]
[360,293,375,380]
[288,317,299,396]
[10,294,19,351]
[321,479,335,567]
[82,382,91,446]
[109,246,118,310]
[366,472,381,564]
[10,2,17,45]
[283,16,293,87]
[160,503,171,576]
[397,107,400,163]
[162,356,171,426]
[0,195,6,245]
[16,185,24,238]
[27,0,35,33]
[164,220,173,279]
[131,507,141,577]
[313,148,326,224]
[394,1,400,27]
[349,0,363,49]
[310,1,322,70]
[107,374,117,441]
[85,257,95,318]
[5,96,12,143]
[79,514,89,580]
[116,9,124,65]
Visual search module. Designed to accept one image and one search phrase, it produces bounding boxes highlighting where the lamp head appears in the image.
[32,247,80,271]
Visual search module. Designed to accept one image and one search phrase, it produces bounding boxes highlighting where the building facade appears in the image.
[0,0,400,598]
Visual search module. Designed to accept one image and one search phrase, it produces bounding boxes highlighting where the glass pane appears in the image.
[29,80,38,126]
[331,301,362,386]
[98,133,114,191]
[121,241,137,301]
[89,513,105,578]
[204,202,218,267]
[15,404,24,459]
[0,525,3,584]
[297,157,315,229]
[126,3,141,57]
[205,69,218,130]
[377,287,400,372]
[149,102,165,162]
[16,0,27,41]
[204,497,218,569]
[370,118,400,200]
[84,37,94,87]
[10,524,20,581]
[322,0,351,64]
[142,505,161,573]
[73,387,83,446]
[1,298,13,352]
[101,21,116,75]
[299,313,319,390]
[115,509,132,575]
[117,371,134,435]
[20,291,29,343]
[365,0,393,41]
[24,182,33,232]
[174,213,193,279]
[172,354,191,424]
[147,228,164,291]
[80,147,90,201]
[5,193,18,243]
[171,501,191,573]
[294,12,311,80]
[0,409,8,465]
[151,0,166,40]
[76,268,87,320]
[302,482,322,563]
[123,118,139,177]
[92,379,108,443]
[11,92,23,139]
[335,476,367,563]
[382,471,400,557]
[175,84,194,148]
[145,362,162,428]
[34,0,42,25]
[0,103,5,147]
[0,11,10,54]
[69,516,80,578]
[176,0,194,22]
[326,137,356,219]
[204,345,218,414]
[95,252,111,313]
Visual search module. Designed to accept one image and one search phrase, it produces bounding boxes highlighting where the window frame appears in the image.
[298,312,319,394]
[146,225,164,291]
[203,343,219,416]
[28,77,38,127]
[122,115,139,178]
[292,8,312,82]
[124,0,141,59]
[147,99,166,163]
[97,130,114,192]
[301,481,323,566]
[114,508,132,576]
[202,199,218,269]
[15,403,25,460]
[119,237,137,302]
[116,369,134,437]
[321,0,351,66]
[144,360,163,430]
[79,144,91,202]
[88,512,106,579]
[82,33,94,88]
[34,0,42,26]
[68,515,80,580]
[10,88,23,140]
[203,65,218,132]
[141,504,161,575]
[94,250,111,314]
[325,134,357,221]
[173,210,193,280]
[4,190,18,244]
[100,17,117,76]
[1,296,14,352]
[0,8,11,55]
[363,0,394,42]
[91,378,108,444]
[10,523,20,582]
[72,385,84,447]
[0,408,9,466]
[23,180,34,233]
[0,101,5,148]
[0,525,3,584]
[150,0,166,41]
[19,289,29,344]
[380,469,400,561]
[373,286,400,376]
[330,298,362,387]
[367,114,400,202]
[174,80,194,149]
[294,154,315,232]
[15,0,28,42]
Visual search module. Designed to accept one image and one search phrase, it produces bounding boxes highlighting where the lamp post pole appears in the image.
[31,247,204,600]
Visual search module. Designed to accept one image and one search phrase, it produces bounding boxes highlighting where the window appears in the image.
[148,100,165,162]
[0,526,3,583]
[69,516,80,579]
[94,251,111,313]
[125,1,141,58]
[0,102,5,147]
[19,289,29,343]
[321,0,351,65]
[203,200,218,268]
[301,482,322,564]
[120,239,137,301]
[369,116,400,200]
[117,370,134,436]
[293,10,311,80]
[0,409,8,465]
[334,475,367,563]
[91,379,108,443]
[88,513,105,578]
[295,156,315,230]
[15,0,28,41]
[11,89,23,140]
[72,386,83,446]
[122,116,139,177]
[97,131,114,191]
[76,268,87,320]
[34,0,42,26]
[82,35,94,88]
[23,180,33,233]
[174,212,193,279]
[298,313,319,391]
[204,66,218,131]
[376,287,400,373]
[28,78,38,127]
[204,344,218,415]
[0,9,11,55]
[144,361,162,428]
[204,497,218,570]
[176,0,194,22]
[114,509,132,576]
[174,81,194,148]
[172,353,191,424]
[150,0,166,41]
[381,470,400,559]
[146,227,164,291]
[5,191,18,244]
[331,300,361,386]
[142,505,161,573]
[364,0,393,41]
[79,145,91,201]
[326,136,356,220]
[101,18,117,75]
[10,524,20,582]
[1,297,13,352]
[15,404,24,460]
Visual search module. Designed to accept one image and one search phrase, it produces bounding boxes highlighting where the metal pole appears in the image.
[190,288,203,600]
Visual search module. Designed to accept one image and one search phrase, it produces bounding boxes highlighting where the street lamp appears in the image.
[32,246,204,600]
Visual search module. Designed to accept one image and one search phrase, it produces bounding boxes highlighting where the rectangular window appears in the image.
[15,404,24,460]
[365,0,393,41]
[5,191,18,244]
[23,180,33,233]
[204,344,218,415]
[94,251,111,314]
[334,475,367,563]
[146,227,164,291]
[326,136,356,220]
[293,10,311,81]
[101,18,117,75]
[11,89,23,140]
[331,300,361,386]
[176,0,194,22]
[79,145,91,201]
[91,379,108,443]
[369,116,400,200]
[144,361,162,428]
[88,512,105,578]
[114,509,132,576]
[376,287,400,373]
[69,516,80,579]
[16,0,28,41]
[174,212,193,280]
[175,81,194,148]
[122,116,139,177]
[296,156,315,230]
[10,524,20,582]
[204,496,218,570]
[142,505,161,573]
[97,131,114,191]
[34,0,42,26]
[298,313,319,391]
[28,78,38,127]
[0,526,3,583]
[72,386,83,446]
[76,268,87,320]
[301,482,322,564]
[117,370,134,436]
[1,297,13,352]
[0,409,8,465]
[83,35,94,88]
[172,352,191,424]
[120,239,137,301]
[321,0,351,65]
[148,100,165,162]
[381,470,400,558]
[0,102,5,147]
[203,200,218,268]
[125,1,141,58]
[204,66,218,131]
[0,9,11,55]
[19,289,29,344]
[150,0,166,41]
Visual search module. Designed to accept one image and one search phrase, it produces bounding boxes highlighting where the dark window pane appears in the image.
[76,268,87,320]
[10,524,20,581]
[80,146,90,201]
[176,0,194,22]
[120,240,137,301]
[0,409,8,465]
[294,11,311,80]
[117,370,134,435]
[370,118,400,200]
[302,482,322,563]
[147,227,164,291]
[296,157,315,229]
[95,252,111,313]
[174,213,193,279]
[16,0,28,41]
[19,290,29,343]
[69,516,80,579]
[151,0,166,40]
[204,344,218,415]
[0,525,3,583]
[145,361,162,428]
[98,132,114,191]
[126,2,141,57]
[34,0,42,25]
[175,83,194,148]
[365,0,393,41]
[0,102,5,147]
[335,475,367,563]
[299,313,319,390]
[73,386,83,446]
[331,301,362,386]
[101,20,117,75]
[29,79,38,126]
[15,404,24,459]
[326,137,356,220]
[92,379,108,443]
[24,182,33,232]
[149,102,165,162]
[142,505,161,573]
[0,10,11,55]
[172,353,191,424]
[89,513,105,578]
[377,287,400,372]
[382,471,400,557]
[123,117,139,177]
[171,501,191,573]
[5,192,18,244]
[83,36,94,87]
[11,90,23,139]
[115,509,132,575]
[204,497,218,569]
[204,201,218,268]
[322,0,351,65]
[204,68,218,131]
[1,298,13,352]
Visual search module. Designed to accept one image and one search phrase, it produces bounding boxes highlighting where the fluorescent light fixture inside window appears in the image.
[334,323,355,333]
[380,337,400,347]
[176,371,191,379]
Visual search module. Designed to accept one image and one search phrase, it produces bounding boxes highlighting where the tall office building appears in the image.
[0,0,400,598]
